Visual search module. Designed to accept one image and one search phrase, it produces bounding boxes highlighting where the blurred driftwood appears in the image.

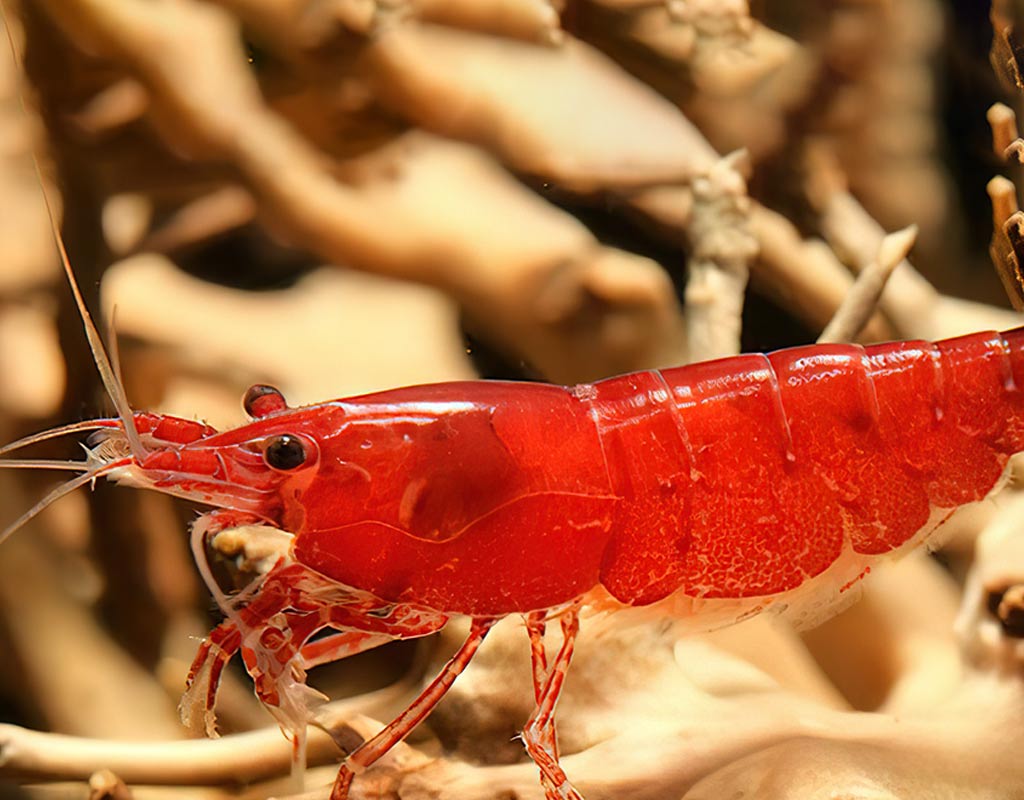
[1,2,1024,800]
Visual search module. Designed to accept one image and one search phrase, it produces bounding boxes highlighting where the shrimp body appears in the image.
[9,328,1024,800]
[158,328,1024,619]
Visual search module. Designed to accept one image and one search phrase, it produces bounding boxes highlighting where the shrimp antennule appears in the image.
[0,10,146,462]
[48,209,147,461]
[0,458,91,471]
[0,457,132,545]
[0,420,118,457]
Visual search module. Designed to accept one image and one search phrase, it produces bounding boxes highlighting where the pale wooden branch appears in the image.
[989,174,1019,230]
[359,21,720,191]
[0,722,336,784]
[627,186,897,347]
[809,156,1021,340]
[957,489,1024,668]
[209,2,760,371]
[748,203,895,342]
[684,150,757,360]
[214,0,563,54]
[583,0,802,95]
[100,253,476,427]
[28,0,685,382]
[0,669,425,788]
[0,531,183,740]
[135,185,256,255]
[990,0,1024,95]
[0,300,65,417]
[405,0,563,44]
[0,13,59,296]
[355,16,761,356]
[818,225,916,344]
[69,77,148,135]
[987,103,1024,312]
[580,0,810,161]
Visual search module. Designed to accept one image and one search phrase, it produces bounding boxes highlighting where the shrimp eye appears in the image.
[245,384,288,418]
[263,435,307,470]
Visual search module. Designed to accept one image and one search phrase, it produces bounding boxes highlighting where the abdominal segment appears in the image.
[591,332,1024,606]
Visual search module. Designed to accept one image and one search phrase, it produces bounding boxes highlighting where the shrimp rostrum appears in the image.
[6,265,1024,799]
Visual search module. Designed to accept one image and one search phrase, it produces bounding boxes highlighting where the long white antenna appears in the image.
[1,6,147,461]
[0,419,114,456]
[46,196,148,460]
[0,458,129,546]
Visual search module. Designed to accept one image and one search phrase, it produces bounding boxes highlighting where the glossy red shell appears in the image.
[287,329,1024,615]
[144,329,1024,618]
[288,383,614,614]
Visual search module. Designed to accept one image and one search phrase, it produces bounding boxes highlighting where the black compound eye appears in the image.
[263,434,307,471]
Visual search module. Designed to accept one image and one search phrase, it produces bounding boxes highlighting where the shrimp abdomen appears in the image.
[595,329,1024,606]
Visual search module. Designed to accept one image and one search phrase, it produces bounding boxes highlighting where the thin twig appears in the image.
[809,150,1020,340]
[989,175,1019,229]
[747,203,895,342]
[87,769,135,800]
[987,176,1024,311]
[989,102,1020,156]
[136,185,256,255]
[818,225,917,344]
[684,150,758,361]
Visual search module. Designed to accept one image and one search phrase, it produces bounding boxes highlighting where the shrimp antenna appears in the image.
[1,9,147,461]
[0,419,117,457]
[108,304,126,396]
[0,458,90,472]
[42,188,147,461]
[0,459,129,546]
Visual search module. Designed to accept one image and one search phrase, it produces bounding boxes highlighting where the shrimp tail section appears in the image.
[830,329,1024,549]
[592,328,1024,609]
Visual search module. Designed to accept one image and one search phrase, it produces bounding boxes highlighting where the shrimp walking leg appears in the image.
[181,620,242,736]
[525,612,559,758]
[522,610,582,800]
[329,617,497,800]
[182,551,448,776]
[298,630,394,669]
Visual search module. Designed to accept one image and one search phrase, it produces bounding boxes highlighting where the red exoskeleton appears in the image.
[4,210,1024,797]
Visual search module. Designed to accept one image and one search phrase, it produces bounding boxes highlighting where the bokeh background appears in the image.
[2,1,1024,798]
